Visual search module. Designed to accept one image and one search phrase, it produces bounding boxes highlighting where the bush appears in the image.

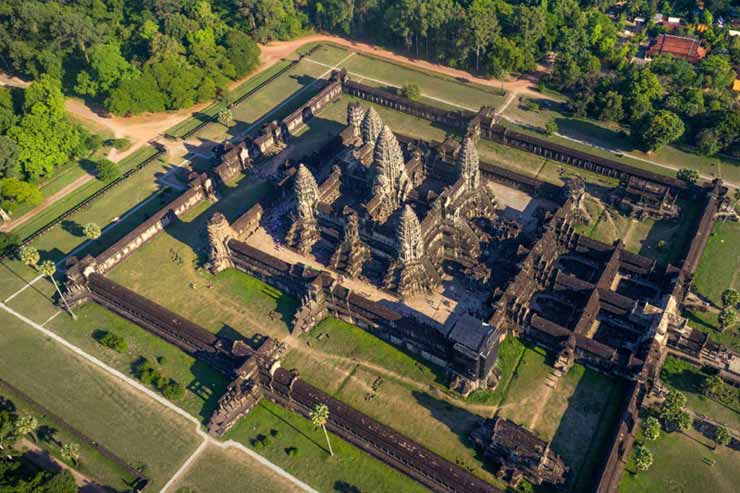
[676,168,700,185]
[0,232,19,256]
[95,159,121,182]
[400,84,421,100]
[161,380,185,400]
[545,119,558,136]
[104,138,131,151]
[98,331,127,353]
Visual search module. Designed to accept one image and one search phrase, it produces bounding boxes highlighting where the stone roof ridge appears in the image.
[361,106,383,146]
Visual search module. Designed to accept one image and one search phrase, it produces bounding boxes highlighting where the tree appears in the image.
[0,232,19,256]
[61,442,80,465]
[39,260,76,320]
[310,403,333,456]
[714,426,731,448]
[218,108,234,126]
[621,66,663,122]
[721,288,740,308]
[596,91,624,122]
[718,307,737,332]
[18,245,40,269]
[99,331,128,353]
[467,0,499,72]
[659,389,692,432]
[0,136,18,179]
[702,375,726,398]
[223,31,260,77]
[642,416,661,441]
[634,110,684,152]
[700,55,736,90]
[676,168,700,185]
[0,178,42,212]
[634,445,653,471]
[95,158,121,182]
[14,414,38,442]
[83,222,102,240]
[545,119,559,136]
[400,84,421,100]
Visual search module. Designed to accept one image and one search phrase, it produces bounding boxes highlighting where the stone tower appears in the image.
[347,102,365,140]
[372,125,412,218]
[361,106,383,147]
[329,210,370,278]
[458,136,480,191]
[207,212,236,273]
[388,205,439,297]
[286,164,320,253]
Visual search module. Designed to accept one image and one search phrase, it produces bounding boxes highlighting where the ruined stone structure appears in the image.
[59,66,734,493]
[471,417,569,487]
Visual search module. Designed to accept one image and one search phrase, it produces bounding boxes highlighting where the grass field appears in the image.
[573,196,702,266]
[171,444,304,493]
[660,356,740,430]
[226,401,429,493]
[619,427,739,493]
[107,177,295,341]
[281,319,622,492]
[10,146,162,240]
[504,95,740,183]
[1,383,138,490]
[0,313,202,491]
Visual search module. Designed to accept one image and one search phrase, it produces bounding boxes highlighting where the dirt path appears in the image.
[527,375,558,431]
[0,173,94,233]
[283,336,504,415]
[18,438,108,493]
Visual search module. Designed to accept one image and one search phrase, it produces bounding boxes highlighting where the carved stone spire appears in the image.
[347,102,365,140]
[295,164,319,221]
[398,205,424,265]
[372,125,412,212]
[286,164,320,253]
[207,212,236,273]
[361,106,383,147]
[457,136,480,190]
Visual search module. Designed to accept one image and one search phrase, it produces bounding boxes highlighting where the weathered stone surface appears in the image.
[286,164,321,253]
[361,106,383,147]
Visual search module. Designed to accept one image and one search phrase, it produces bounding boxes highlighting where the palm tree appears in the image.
[83,222,101,240]
[61,442,80,466]
[39,260,76,320]
[310,403,333,457]
[14,414,38,443]
[18,246,40,269]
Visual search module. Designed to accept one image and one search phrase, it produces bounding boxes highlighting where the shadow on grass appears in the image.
[261,402,327,453]
[188,360,229,423]
[554,117,634,152]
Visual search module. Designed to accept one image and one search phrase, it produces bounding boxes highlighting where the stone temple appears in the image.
[282,102,500,299]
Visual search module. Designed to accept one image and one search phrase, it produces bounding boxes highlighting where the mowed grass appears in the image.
[11,146,161,241]
[1,383,137,490]
[194,58,332,143]
[108,178,296,340]
[693,220,740,305]
[619,427,739,493]
[503,95,740,183]
[226,401,429,493]
[660,356,740,430]
[337,51,507,110]
[171,444,304,493]
[0,313,201,491]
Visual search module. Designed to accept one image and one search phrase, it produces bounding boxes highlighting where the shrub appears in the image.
[98,331,128,353]
[400,84,421,100]
[721,288,740,308]
[0,232,19,256]
[676,168,699,185]
[657,240,667,251]
[545,119,558,136]
[634,445,653,471]
[285,446,299,456]
[161,380,185,400]
[95,159,121,182]
[107,138,131,151]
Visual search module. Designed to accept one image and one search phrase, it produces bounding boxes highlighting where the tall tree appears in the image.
[467,0,499,73]
[310,403,333,456]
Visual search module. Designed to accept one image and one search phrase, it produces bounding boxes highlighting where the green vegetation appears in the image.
[226,401,428,493]
[98,330,128,353]
[95,158,121,182]
[170,445,302,493]
[134,358,185,401]
[660,356,739,430]
[0,313,202,491]
[620,427,738,493]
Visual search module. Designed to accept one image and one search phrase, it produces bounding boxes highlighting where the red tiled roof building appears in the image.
[647,34,707,63]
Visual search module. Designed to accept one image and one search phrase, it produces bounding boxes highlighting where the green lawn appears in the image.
[503,95,740,183]
[1,384,138,490]
[660,356,740,430]
[685,310,740,352]
[693,220,740,305]
[225,401,429,493]
[0,313,202,491]
[466,336,526,406]
[11,145,162,242]
[171,444,304,493]
[108,178,295,341]
[619,428,739,493]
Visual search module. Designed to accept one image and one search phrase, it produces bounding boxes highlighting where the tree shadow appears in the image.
[334,481,362,493]
[188,360,229,424]
[61,220,84,238]
[79,158,99,176]
[553,117,634,152]
[261,403,326,452]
